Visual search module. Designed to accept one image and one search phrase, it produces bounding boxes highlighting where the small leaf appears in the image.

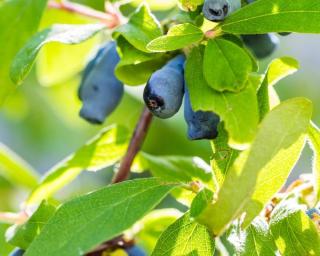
[308,122,320,201]
[11,23,105,85]
[152,213,215,256]
[115,37,168,85]
[258,57,299,120]
[197,98,312,235]
[136,209,183,254]
[25,178,178,256]
[115,4,162,53]
[204,38,252,92]
[228,218,277,256]
[0,224,13,255]
[190,188,214,218]
[219,0,320,34]
[270,199,320,255]
[0,0,48,103]
[210,124,239,188]
[178,0,204,11]
[139,152,213,185]
[0,143,38,189]
[26,125,129,206]
[147,23,203,52]
[6,201,56,249]
[185,46,259,149]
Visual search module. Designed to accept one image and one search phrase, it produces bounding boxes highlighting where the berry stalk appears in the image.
[48,0,122,29]
[112,108,153,183]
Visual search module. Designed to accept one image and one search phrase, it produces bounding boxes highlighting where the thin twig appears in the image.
[48,0,122,28]
[112,108,153,183]
[0,211,28,225]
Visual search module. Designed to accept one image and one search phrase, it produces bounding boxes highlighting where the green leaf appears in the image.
[6,201,56,249]
[185,46,259,149]
[204,38,252,92]
[116,37,168,85]
[197,98,312,235]
[26,125,129,206]
[0,224,13,256]
[178,0,204,11]
[10,23,105,85]
[228,218,277,256]
[0,143,38,189]
[270,199,320,255]
[210,124,239,188]
[25,178,178,256]
[139,152,213,185]
[36,8,101,86]
[0,0,47,104]
[308,122,320,201]
[258,57,299,120]
[136,209,182,254]
[219,0,320,34]
[152,213,215,256]
[115,3,162,53]
[190,188,214,218]
[147,23,203,52]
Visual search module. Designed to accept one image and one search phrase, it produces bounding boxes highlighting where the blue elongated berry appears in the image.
[306,208,320,220]
[125,246,146,256]
[78,41,124,124]
[143,55,185,119]
[241,34,279,59]
[184,88,220,140]
[9,248,24,256]
[202,0,241,22]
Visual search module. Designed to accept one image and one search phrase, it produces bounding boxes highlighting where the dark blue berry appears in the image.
[184,88,220,140]
[202,0,241,22]
[125,246,146,256]
[143,55,185,119]
[241,34,279,59]
[306,208,320,220]
[79,41,124,124]
[9,248,24,256]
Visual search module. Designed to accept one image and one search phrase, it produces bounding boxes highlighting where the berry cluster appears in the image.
[78,0,288,141]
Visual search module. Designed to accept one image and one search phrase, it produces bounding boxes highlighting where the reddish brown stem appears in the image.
[112,108,153,183]
[48,0,121,29]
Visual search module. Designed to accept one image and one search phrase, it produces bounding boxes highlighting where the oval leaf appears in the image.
[25,178,178,256]
[219,0,320,34]
[10,23,105,85]
[152,213,215,256]
[147,23,204,52]
[115,3,162,53]
[204,38,252,92]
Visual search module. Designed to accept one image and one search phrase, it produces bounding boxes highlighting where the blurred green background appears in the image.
[0,0,319,211]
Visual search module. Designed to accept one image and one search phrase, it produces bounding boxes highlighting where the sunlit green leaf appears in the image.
[219,0,320,34]
[25,178,179,256]
[115,3,162,52]
[11,23,105,85]
[147,23,203,52]
[308,122,320,201]
[152,213,215,256]
[270,199,320,255]
[197,98,312,235]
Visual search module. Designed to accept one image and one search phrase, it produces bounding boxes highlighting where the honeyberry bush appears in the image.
[1,0,320,255]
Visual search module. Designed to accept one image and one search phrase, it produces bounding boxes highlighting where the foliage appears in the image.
[0,0,320,255]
